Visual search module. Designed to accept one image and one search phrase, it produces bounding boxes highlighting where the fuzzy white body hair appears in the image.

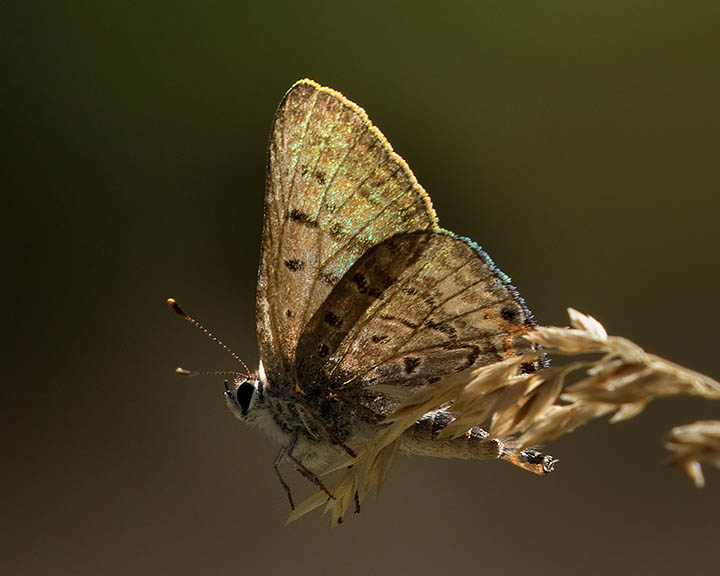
[225,363,355,474]
[226,363,505,479]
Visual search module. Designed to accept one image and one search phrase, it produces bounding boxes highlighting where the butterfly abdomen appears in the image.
[400,410,502,461]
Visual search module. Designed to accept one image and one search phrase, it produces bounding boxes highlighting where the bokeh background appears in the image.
[5,2,720,575]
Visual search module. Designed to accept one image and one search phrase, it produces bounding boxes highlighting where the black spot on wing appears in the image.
[401,286,436,307]
[501,306,519,324]
[325,311,343,327]
[320,271,340,285]
[327,221,345,239]
[286,208,319,228]
[351,272,383,298]
[284,258,304,271]
[403,357,421,374]
[456,344,481,372]
[425,319,458,340]
[351,272,369,293]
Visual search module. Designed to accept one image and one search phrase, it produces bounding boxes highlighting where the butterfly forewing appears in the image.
[257,79,438,386]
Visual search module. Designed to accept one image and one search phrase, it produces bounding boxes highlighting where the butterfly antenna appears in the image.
[175,367,248,378]
[167,298,251,378]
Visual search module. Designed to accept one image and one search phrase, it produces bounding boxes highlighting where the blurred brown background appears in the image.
[5,2,720,575]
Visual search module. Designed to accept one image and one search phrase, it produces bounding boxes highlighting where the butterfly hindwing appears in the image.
[294,230,536,416]
[257,79,438,388]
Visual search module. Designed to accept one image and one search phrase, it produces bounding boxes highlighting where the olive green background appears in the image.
[5,1,720,575]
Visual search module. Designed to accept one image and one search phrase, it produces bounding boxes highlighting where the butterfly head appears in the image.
[224,376,262,422]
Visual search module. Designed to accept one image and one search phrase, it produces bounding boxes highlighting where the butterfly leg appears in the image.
[320,423,357,459]
[287,451,336,500]
[273,448,295,510]
[353,485,360,514]
[282,431,336,500]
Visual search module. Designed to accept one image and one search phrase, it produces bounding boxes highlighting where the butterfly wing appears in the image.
[295,230,537,419]
[257,79,438,388]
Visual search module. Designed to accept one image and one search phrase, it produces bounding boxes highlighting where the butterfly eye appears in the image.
[235,381,255,416]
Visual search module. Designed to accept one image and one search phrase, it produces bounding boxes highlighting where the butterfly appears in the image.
[170,79,553,521]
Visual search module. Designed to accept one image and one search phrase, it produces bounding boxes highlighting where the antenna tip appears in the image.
[175,367,191,375]
[167,298,187,318]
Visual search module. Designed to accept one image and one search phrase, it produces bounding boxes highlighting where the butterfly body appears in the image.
[225,369,504,478]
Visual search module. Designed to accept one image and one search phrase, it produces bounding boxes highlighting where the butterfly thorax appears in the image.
[229,364,379,473]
